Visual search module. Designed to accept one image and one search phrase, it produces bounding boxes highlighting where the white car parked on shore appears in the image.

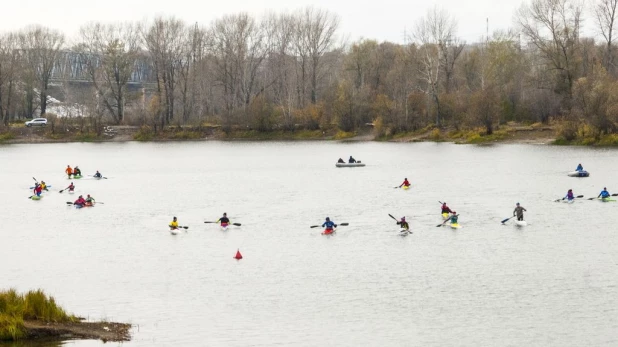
[25,118,47,127]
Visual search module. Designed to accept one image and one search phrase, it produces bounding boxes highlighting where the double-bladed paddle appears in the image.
[588,193,618,200]
[169,225,189,229]
[437,214,459,227]
[554,195,584,202]
[204,221,241,226]
[310,223,349,228]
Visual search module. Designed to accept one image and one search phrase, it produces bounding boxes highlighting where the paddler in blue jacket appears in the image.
[576,163,583,171]
[598,187,611,199]
[322,217,337,231]
[565,189,574,201]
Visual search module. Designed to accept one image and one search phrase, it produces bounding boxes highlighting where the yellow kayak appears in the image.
[442,212,450,220]
[449,223,461,229]
[402,185,410,190]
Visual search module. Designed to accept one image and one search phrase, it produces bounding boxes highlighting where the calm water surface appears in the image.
[1,141,617,347]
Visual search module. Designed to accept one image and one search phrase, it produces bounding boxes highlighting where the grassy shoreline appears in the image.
[0,289,130,342]
[4,121,616,146]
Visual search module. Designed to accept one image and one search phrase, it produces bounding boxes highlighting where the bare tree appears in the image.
[18,26,64,117]
[413,6,462,126]
[144,17,189,126]
[210,13,270,123]
[594,0,618,75]
[0,32,20,125]
[296,7,340,104]
[517,0,583,99]
[78,22,140,124]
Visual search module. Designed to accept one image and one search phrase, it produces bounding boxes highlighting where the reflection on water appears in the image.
[1,142,617,346]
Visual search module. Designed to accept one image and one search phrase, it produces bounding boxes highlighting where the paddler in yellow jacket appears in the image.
[169,217,179,230]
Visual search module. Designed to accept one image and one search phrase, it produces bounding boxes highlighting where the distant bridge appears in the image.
[49,50,157,86]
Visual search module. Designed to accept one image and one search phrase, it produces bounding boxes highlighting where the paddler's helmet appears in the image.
[516,203,520,206]
[87,194,90,197]
[326,217,330,220]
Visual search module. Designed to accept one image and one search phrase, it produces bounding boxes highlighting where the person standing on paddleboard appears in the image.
[322,217,337,232]
[397,216,409,230]
[216,213,230,227]
[65,165,73,178]
[170,217,179,230]
[598,187,611,199]
[399,178,410,188]
[513,203,527,221]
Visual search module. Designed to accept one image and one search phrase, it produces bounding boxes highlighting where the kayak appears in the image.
[562,199,575,204]
[31,195,43,200]
[567,170,589,177]
[68,190,75,194]
[169,227,180,235]
[441,212,450,220]
[71,175,83,179]
[449,223,461,229]
[322,229,335,235]
[220,224,229,231]
[515,220,527,227]
[335,162,365,167]
[600,197,616,202]
[402,185,410,190]
[398,228,411,235]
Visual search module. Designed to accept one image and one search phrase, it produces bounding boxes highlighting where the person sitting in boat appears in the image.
[397,216,409,230]
[65,165,73,178]
[565,189,574,201]
[33,183,42,197]
[337,158,345,163]
[66,182,75,192]
[94,170,102,178]
[441,202,453,214]
[40,181,48,191]
[348,156,357,163]
[74,195,86,207]
[170,217,179,230]
[399,178,410,188]
[598,187,611,199]
[322,217,337,232]
[576,163,583,172]
[513,203,526,221]
[74,166,82,176]
[216,213,230,227]
[85,194,95,205]
[449,212,459,225]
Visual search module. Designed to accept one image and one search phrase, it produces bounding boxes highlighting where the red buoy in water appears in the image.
[234,249,243,260]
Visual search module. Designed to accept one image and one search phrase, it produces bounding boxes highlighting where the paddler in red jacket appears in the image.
[74,195,86,207]
[399,178,410,188]
[33,183,42,197]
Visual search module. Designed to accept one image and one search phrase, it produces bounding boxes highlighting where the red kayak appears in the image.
[322,229,335,235]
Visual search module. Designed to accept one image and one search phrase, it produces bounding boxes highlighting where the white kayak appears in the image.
[68,190,75,194]
[336,162,365,167]
[169,227,180,235]
[515,220,527,227]
[567,170,589,177]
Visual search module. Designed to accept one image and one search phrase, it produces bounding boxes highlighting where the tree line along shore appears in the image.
[2,1,618,146]
[0,289,130,342]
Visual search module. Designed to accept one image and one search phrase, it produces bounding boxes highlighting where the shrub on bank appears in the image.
[0,289,76,341]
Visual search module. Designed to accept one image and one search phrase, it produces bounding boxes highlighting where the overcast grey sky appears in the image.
[0,0,596,44]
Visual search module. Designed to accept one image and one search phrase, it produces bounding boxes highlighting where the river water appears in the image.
[1,141,617,347]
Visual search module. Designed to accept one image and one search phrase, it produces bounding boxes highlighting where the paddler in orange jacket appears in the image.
[65,165,73,178]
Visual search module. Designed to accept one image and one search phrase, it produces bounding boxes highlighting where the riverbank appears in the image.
[0,289,130,343]
[0,122,559,145]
